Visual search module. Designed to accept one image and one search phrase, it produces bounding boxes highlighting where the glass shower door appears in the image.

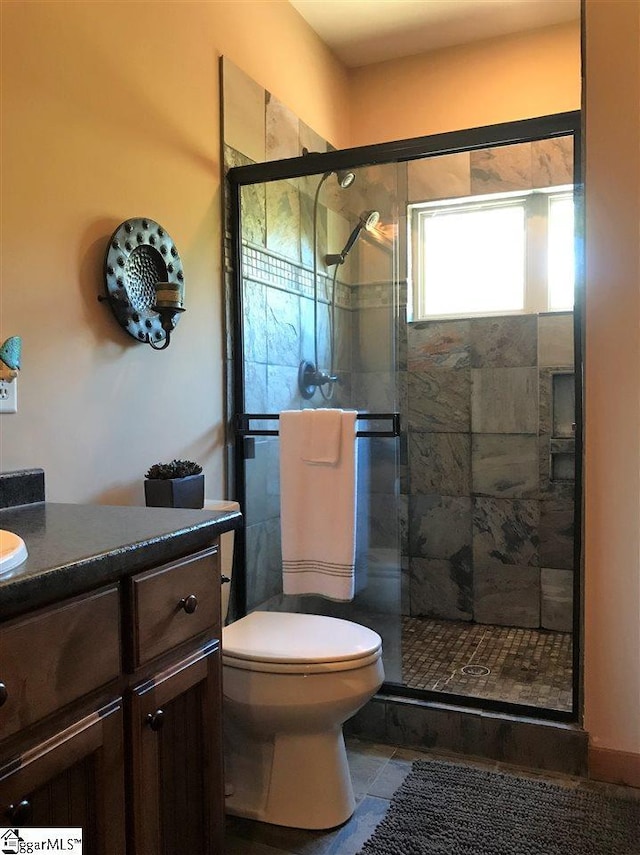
[234,162,404,684]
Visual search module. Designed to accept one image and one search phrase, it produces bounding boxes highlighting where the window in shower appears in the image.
[548,191,576,310]
[409,187,575,321]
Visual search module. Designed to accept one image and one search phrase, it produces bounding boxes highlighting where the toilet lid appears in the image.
[222,611,382,665]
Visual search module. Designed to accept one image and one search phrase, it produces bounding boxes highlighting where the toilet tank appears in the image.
[204,499,240,623]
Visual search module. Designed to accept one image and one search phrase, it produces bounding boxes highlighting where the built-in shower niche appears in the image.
[550,372,576,482]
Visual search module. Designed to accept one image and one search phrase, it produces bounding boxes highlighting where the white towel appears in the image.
[301,408,343,464]
[280,409,357,601]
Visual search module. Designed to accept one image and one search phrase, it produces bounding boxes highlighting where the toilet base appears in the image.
[225,722,356,829]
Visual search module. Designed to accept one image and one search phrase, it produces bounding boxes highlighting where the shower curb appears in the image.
[345,694,588,777]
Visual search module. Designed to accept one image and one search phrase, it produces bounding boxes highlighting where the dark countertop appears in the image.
[0,502,242,620]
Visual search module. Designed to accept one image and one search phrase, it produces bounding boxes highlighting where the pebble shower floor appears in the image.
[401,616,573,711]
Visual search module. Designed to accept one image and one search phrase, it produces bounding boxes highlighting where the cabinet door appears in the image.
[0,698,125,855]
[129,640,223,855]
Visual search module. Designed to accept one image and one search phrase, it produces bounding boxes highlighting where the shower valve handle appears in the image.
[314,371,338,386]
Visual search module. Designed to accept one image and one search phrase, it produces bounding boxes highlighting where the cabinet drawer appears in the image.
[0,587,121,741]
[131,547,219,668]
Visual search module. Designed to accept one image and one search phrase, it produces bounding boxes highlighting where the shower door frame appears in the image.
[227,110,584,724]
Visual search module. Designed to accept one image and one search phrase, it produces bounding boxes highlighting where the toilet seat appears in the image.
[223,649,382,674]
[222,611,382,675]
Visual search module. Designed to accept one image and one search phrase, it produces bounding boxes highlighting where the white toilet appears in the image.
[205,500,384,830]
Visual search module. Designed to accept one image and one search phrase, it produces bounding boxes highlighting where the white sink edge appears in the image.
[0,530,28,576]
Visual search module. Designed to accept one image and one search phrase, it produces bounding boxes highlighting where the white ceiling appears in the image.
[289,0,580,68]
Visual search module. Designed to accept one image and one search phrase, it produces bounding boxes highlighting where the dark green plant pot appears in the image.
[144,473,204,509]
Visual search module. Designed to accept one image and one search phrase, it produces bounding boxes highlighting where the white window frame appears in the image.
[408,185,574,322]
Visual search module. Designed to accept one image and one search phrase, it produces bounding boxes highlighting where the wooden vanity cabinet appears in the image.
[0,586,126,853]
[0,541,225,855]
[126,545,224,855]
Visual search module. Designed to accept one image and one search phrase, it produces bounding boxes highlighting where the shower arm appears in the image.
[312,174,327,376]
[311,174,338,399]
[328,265,339,380]
[300,165,355,400]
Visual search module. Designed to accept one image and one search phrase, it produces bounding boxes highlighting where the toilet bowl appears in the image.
[205,500,385,829]
[223,611,384,829]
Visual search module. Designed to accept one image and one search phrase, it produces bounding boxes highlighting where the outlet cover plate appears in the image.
[0,379,18,413]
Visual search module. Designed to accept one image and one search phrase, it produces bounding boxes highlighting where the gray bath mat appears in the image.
[358,758,640,855]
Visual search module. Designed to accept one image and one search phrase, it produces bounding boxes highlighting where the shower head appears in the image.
[335,169,356,189]
[322,167,356,189]
[301,148,356,190]
[361,210,381,230]
[325,210,380,266]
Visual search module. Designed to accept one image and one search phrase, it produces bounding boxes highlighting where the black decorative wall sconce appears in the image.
[99,218,185,350]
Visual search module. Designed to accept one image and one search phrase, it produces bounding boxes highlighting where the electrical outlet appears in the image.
[0,378,17,413]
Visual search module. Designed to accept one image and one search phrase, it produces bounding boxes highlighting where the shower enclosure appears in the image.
[226,111,582,720]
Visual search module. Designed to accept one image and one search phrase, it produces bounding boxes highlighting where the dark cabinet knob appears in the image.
[145,709,164,731]
[179,594,198,614]
[6,799,32,824]
[220,575,231,585]
[0,681,7,708]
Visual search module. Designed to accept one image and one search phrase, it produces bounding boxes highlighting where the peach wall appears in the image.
[0,1,349,505]
[2,0,638,775]
[349,22,580,145]
[583,0,640,760]
[213,1,351,148]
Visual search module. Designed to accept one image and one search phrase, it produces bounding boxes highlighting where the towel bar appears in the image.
[235,412,400,438]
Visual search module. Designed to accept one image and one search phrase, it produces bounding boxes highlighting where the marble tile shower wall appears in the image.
[397,136,575,632]
[239,249,400,610]
[399,313,575,632]
[241,246,357,609]
[361,135,576,633]
[223,57,577,628]
[222,59,369,608]
[405,136,573,204]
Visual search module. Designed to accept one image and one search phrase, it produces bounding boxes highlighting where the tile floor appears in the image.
[401,615,573,711]
[224,737,639,854]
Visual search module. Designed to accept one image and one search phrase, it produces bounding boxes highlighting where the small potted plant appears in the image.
[144,459,204,509]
